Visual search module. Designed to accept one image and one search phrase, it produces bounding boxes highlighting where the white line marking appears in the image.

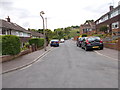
[19,47,54,71]
[94,51,118,61]
[20,64,32,70]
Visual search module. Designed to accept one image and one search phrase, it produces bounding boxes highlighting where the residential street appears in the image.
[2,40,118,88]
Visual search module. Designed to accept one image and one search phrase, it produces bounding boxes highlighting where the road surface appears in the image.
[2,40,118,88]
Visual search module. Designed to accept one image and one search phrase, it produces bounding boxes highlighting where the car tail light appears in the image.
[86,40,90,44]
[100,40,103,43]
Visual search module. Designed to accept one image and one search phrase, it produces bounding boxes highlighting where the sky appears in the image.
[0,0,120,30]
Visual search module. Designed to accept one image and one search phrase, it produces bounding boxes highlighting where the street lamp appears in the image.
[45,17,47,30]
[40,11,47,51]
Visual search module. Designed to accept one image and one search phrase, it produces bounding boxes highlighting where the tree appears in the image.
[53,28,64,39]
[38,29,44,34]
[99,25,108,33]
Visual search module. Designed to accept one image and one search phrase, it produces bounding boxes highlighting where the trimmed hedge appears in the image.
[82,34,87,37]
[2,35,21,55]
[29,38,44,48]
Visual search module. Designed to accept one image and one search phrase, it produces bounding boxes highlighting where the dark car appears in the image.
[81,36,104,51]
[50,39,59,47]
[76,37,87,47]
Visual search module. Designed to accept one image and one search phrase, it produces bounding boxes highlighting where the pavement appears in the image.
[2,40,119,74]
[2,45,52,74]
[94,48,119,61]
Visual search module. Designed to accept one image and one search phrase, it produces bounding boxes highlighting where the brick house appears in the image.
[95,4,120,36]
[80,20,96,35]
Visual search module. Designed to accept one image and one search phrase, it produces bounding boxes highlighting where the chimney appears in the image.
[6,16,10,22]
[109,6,114,11]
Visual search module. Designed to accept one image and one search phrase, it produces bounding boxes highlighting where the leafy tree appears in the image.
[99,25,108,33]
[38,29,44,34]
[68,29,80,38]
[29,38,44,48]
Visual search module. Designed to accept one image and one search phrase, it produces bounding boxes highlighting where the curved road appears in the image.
[2,40,118,88]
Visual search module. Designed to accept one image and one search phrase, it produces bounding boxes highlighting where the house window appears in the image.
[11,30,16,35]
[16,31,20,36]
[2,29,6,35]
[112,22,119,29]
[20,32,23,37]
[110,9,118,18]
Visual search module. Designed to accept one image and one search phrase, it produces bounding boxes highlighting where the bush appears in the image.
[21,42,30,51]
[99,25,108,33]
[2,35,21,55]
[93,34,107,38]
[29,38,44,48]
[82,34,87,37]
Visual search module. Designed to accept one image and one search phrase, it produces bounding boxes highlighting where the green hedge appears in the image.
[82,34,87,37]
[29,38,44,48]
[2,35,21,55]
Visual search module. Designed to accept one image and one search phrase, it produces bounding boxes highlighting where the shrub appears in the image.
[99,25,108,33]
[82,34,87,37]
[21,42,30,51]
[29,38,44,48]
[92,34,107,38]
[2,35,21,55]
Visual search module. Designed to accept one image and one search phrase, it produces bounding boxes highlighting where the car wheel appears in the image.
[77,43,78,47]
[99,47,103,50]
[85,47,88,51]
[81,46,84,49]
[79,44,81,47]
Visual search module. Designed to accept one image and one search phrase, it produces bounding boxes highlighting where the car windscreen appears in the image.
[79,37,87,41]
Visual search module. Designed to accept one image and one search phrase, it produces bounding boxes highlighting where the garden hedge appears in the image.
[2,35,21,55]
[29,38,44,48]
[82,34,87,37]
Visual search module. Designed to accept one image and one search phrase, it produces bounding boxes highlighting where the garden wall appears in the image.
[1,49,31,62]
[104,42,119,50]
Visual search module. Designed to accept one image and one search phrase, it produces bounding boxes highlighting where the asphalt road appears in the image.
[2,40,118,88]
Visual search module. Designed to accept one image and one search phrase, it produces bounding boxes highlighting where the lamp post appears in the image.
[40,11,47,51]
[45,17,47,30]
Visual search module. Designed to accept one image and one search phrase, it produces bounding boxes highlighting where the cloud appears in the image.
[0,0,14,10]
[0,0,119,30]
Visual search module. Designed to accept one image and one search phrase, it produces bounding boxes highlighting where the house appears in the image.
[95,3,120,36]
[0,16,44,47]
[80,20,96,35]
[28,30,44,38]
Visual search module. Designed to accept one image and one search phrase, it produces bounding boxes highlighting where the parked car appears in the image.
[50,39,59,47]
[81,36,104,51]
[76,37,87,47]
[60,39,65,43]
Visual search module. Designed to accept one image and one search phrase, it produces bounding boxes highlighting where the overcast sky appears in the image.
[0,0,119,30]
